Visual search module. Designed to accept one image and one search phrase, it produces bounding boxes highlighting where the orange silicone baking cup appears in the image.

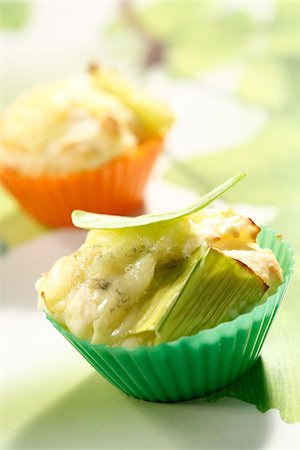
[0,138,162,227]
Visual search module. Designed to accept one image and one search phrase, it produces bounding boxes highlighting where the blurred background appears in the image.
[1,0,300,248]
[1,0,300,447]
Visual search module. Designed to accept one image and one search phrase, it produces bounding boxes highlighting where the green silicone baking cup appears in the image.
[47,227,294,402]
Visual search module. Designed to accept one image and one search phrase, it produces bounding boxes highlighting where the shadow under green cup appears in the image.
[47,227,294,402]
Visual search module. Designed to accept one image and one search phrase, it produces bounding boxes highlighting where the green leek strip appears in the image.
[126,247,267,345]
[125,248,205,344]
[90,65,174,137]
[72,172,245,230]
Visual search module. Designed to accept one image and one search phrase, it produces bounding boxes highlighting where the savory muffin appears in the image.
[36,175,293,402]
[36,208,282,347]
[0,65,173,225]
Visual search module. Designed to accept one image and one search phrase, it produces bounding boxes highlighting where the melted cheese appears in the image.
[36,209,283,345]
[0,75,139,175]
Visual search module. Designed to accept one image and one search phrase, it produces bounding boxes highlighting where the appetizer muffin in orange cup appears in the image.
[0,65,173,226]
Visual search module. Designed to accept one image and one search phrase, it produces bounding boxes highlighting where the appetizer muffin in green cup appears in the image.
[37,173,294,401]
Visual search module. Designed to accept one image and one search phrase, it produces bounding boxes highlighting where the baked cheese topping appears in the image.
[0,75,141,175]
[36,209,283,346]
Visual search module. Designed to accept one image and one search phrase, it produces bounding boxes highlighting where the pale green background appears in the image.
[1,1,300,448]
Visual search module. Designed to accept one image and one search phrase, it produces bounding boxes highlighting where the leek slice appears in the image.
[72,172,245,230]
[125,246,267,345]
[89,65,174,137]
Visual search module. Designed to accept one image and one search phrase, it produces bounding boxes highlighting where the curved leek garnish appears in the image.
[72,172,245,230]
